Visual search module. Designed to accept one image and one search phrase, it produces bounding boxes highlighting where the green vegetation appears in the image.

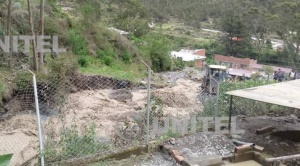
[0,68,11,99]
[140,32,173,72]
[80,61,146,81]
[45,123,109,162]
[0,154,13,166]
[142,0,300,69]
[218,79,277,116]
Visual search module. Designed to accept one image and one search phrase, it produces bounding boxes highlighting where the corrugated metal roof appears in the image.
[209,65,227,70]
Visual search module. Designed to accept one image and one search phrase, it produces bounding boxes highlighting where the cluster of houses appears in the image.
[108,27,292,79]
[170,49,292,79]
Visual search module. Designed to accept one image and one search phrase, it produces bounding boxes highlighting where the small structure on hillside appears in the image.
[108,27,129,37]
[214,54,292,79]
[170,49,206,68]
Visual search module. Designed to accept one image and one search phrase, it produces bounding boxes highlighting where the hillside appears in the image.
[1,0,300,165]
[0,0,188,107]
[142,0,300,65]
[0,0,300,107]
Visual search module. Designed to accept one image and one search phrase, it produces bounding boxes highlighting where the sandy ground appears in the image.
[45,78,201,138]
[0,70,202,165]
[0,115,39,166]
[2,68,300,166]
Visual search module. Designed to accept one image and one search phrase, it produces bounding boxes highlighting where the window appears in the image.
[241,64,248,69]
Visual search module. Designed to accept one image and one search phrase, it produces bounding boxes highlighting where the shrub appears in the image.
[103,56,113,66]
[0,154,13,166]
[97,49,106,59]
[14,72,32,91]
[97,49,116,66]
[78,56,89,68]
[47,54,79,78]
[218,79,276,116]
[45,123,110,162]
[60,124,109,158]
[142,32,172,72]
[122,51,131,64]
[67,29,89,56]
[172,57,185,70]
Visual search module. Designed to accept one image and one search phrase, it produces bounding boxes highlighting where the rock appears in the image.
[117,80,130,89]
[140,81,147,86]
[69,86,78,93]
[109,89,133,102]
[169,138,176,145]
[0,103,6,114]
[150,83,168,89]
[231,134,242,139]
[280,142,289,146]
[133,106,143,110]
[284,118,295,123]
[290,114,297,118]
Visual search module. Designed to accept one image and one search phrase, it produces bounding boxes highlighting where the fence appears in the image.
[229,96,297,117]
[0,58,152,165]
[4,63,296,165]
[0,64,209,165]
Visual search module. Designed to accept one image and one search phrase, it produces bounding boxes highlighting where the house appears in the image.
[214,55,257,70]
[170,49,206,68]
[214,54,292,78]
[231,37,243,41]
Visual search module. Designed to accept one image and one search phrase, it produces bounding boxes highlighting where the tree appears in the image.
[39,0,45,70]
[219,15,251,57]
[217,0,253,57]
[263,65,274,83]
[6,0,11,68]
[245,7,270,57]
[142,32,172,72]
[114,0,150,37]
[27,0,38,71]
[271,0,300,67]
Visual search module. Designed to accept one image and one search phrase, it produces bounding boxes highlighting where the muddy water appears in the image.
[226,160,262,166]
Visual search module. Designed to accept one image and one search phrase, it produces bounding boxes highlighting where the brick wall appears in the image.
[214,54,257,69]
[194,49,206,56]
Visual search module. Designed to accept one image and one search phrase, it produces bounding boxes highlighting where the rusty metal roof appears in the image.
[226,79,300,109]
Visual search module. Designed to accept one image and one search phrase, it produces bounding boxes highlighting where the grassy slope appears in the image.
[154,18,219,50]
[0,1,220,102]
[0,67,13,104]
[79,61,147,82]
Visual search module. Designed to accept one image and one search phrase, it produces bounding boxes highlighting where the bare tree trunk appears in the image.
[7,0,12,68]
[27,0,38,71]
[38,0,45,70]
